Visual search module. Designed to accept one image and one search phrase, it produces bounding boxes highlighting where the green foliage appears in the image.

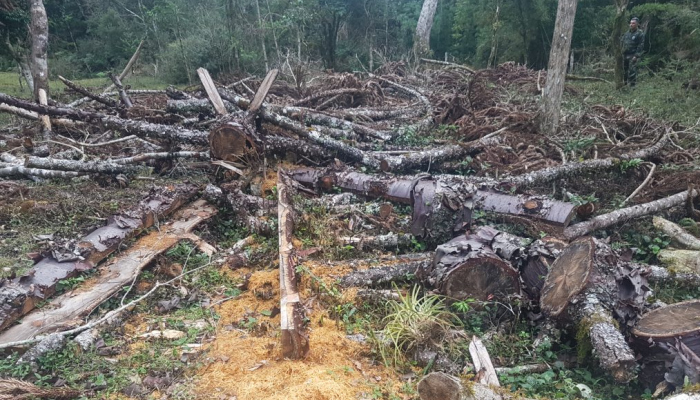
[376,286,459,368]
[619,158,643,173]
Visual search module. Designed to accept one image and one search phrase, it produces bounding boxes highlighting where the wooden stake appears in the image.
[37,88,51,133]
[277,170,309,359]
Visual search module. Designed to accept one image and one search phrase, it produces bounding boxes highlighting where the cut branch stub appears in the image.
[418,227,521,302]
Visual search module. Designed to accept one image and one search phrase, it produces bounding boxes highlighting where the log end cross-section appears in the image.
[540,237,595,317]
[633,300,700,356]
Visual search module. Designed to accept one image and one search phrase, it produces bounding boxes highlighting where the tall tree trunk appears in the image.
[254,0,269,72]
[414,0,439,58]
[487,1,502,69]
[29,0,49,101]
[539,0,578,136]
[612,0,629,89]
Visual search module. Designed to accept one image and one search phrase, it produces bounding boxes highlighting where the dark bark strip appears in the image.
[0,184,198,333]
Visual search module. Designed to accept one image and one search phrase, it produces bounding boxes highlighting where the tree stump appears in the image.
[540,237,649,383]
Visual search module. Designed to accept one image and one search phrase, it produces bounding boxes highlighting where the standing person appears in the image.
[622,17,645,87]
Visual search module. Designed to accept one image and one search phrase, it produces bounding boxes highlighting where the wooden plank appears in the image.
[37,88,51,132]
[0,200,217,345]
[469,336,500,387]
[248,68,278,115]
[197,68,228,115]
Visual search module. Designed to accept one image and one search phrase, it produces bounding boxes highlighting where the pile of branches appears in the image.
[1,61,700,396]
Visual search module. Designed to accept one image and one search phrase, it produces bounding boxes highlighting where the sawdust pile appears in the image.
[195,267,406,400]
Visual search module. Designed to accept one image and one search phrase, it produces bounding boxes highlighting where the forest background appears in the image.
[1,0,699,86]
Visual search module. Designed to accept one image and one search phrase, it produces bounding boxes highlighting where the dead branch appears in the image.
[0,165,82,179]
[293,88,369,106]
[58,75,119,108]
[109,73,132,108]
[622,162,656,205]
[564,188,700,240]
[653,216,700,250]
[420,58,476,74]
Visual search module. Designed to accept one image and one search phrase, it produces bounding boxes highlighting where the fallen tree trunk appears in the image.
[277,171,309,359]
[0,184,198,332]
[25,156,136,174]
[0,166,82,179]
[540,237,649,382]
[340,258,431,288]
[0,92,209,145]
[417,227,522,302]
[657,249,700,275]
[564,188,700,240]
[0,199,216,345]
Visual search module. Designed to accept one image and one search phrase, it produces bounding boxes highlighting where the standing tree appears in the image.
[540,0,578,136]
[611,0,630,89]
[29,0,49,101]
[415,0,439,58]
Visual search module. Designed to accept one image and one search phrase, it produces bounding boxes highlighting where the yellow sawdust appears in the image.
[193,268,406,400]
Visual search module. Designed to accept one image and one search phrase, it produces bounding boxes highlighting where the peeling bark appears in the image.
[0,200,216,345]
[277,171,309,359]
[0,184,198,333]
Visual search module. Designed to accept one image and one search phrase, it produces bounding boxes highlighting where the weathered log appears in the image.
[417,227,522,301]
[290,167,476,244]
[339,258,431,288]
[564,188,700,240]
[109,73,132,108]
[25,156,136,174]
[0,200,216,345]
[540,237,649,382]
[224,186,277,236]
[0,184,198,333]
[654,216,700,251]
[111,151,209,165]
[340,233,414,251]
[58,75,119,108]
[166,98,238,115]
[646,265,700,286]
[277,171,309,359]
[633,300,700,357]
[0,166,82,179]
[209,117,258,162]
[0,92,209,145]
[657,249,700,275]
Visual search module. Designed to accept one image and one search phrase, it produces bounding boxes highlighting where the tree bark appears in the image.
[277,171,309,359]
[415,0,439,57]
[0,200,216,345]
[109,73,133,108]
[653,216,700,251]
[612,1,630,89]
[58,75,119,108]
[539,0,578,136]
[25,156,135,174]
[0,184,198,333]
[340,259,431,288]
[29,0,49,101]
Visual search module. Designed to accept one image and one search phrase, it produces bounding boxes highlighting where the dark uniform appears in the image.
[621,28,644,86]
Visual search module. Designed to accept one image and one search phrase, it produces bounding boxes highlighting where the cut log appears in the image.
[653,216,700,251]
[209,117,258,162]
[25,156,136,174]
[657,250,700,275]
[633,300,700,357]
[0,184,198,333]
[417,227,522,301]
[564,188,700,240]
[417,372,533,400]
[540,237,649,382]
[277,170,309,359]
[339,258,431,288]
[197,68,227,115]
[0,200,216,345]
